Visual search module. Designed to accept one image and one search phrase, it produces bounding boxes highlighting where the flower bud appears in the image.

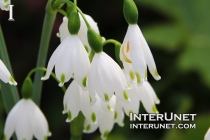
[87,28,103,53]
[21,77,33,99]
[68,10,80,35]
[123,0,138,24]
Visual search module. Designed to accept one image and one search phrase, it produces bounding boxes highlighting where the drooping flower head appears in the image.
[59,14,100,54]
[3,99,51,140]
[0,0,10,11]
[63,80,98,124]
[0,59,17,85]
[121,0,161,85]
[41,10,90,89]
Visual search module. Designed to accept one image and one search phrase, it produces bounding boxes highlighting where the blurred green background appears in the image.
[0,0,210,139]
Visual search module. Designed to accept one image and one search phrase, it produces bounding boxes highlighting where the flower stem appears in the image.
[31,0,57,105]
[27,67,66,93]
[70,112,85,140]
[0,24,19,113]
[103,39,123,68]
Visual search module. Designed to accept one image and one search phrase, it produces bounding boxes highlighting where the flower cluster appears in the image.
[40,0,161,138]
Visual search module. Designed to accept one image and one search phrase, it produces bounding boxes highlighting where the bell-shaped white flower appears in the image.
[205,127,210,140]
[122,69,159,114]
[0,0,10,11]
[120,24,161,85]
[41,34,90,89]
[59,14,100,54]
[88,52,130,104]
[83,95,117,140]
[3,99,51,140]
[0,59,17,85]
[63,80,98,124]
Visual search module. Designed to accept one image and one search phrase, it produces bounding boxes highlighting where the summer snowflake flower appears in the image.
[120,24,161,85]
[41,34,90,89]
[3,99,51,140]
[0,59,17,85]
[63,80,97,124]
[88,52,130,104]
[59,14,100,54]
[0,0,10,11]
[83,95,120,140]
[205,127,210,140]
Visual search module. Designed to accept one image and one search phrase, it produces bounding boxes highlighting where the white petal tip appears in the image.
[9,81,17,86]
[118,122,124,127]
[48,131,52,136]
[66,119,71,123]
[155,76,161,81]
[62,110,67,114]
[41,77,48,81]
[155,100,160,104]
[59,83,64,87]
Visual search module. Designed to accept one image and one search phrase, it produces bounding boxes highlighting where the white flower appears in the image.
[0,59,17,85]
[83,95,118,140]
[3,99,51,140]
[88,52,130,104]
[205,128,210,140]
[41,34,90,89]
[122,69,159,114]
[0,0,10,11]
[59,14,100,54]
[63,80,98,124]
[120,24,161,85]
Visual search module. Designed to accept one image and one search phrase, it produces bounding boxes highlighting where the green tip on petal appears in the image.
[89,96,92,103]
[129,110,134,114]
[91,112,96,123]
[84,45,89,53]
[23,139,26,140]
[136,72,141,84]
[61,74,65,83]
[130,71,135,81]
[86,124,91,132]
[104,93,109,102]
[152,104,158,113]
[154,69,160,77]
[114,111,118,120]
[103,130,110,139]
[10,76,16,84]
[68,111,72,121]
[82,77,87,88]
[107,105,112,111]
[123,90,129,101]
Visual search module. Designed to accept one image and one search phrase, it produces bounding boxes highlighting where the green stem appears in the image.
[32,0,57,105]
[27,67,66,93]
[0,25,19,113]
[77,8,91,29]
[70,112,85,140]
[103,39,123,68]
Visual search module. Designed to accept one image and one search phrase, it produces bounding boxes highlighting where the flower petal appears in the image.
[144,81,160,104]
[137,83,159,113]
[27,99,50,140]
[64,80,81,122]
[4,99,24,140]
[137,26,161,80]
[205,127,210,140]
[41,36,69,81]
[83,119,99,134]
[71,36,90,90]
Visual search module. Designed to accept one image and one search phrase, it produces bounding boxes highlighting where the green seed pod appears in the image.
[21,77,33,99]
[68,9,80,35]
[123,0,138,24]
[87,28,103,53]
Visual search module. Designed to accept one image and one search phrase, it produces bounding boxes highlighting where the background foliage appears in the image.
[0,0,210,139]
